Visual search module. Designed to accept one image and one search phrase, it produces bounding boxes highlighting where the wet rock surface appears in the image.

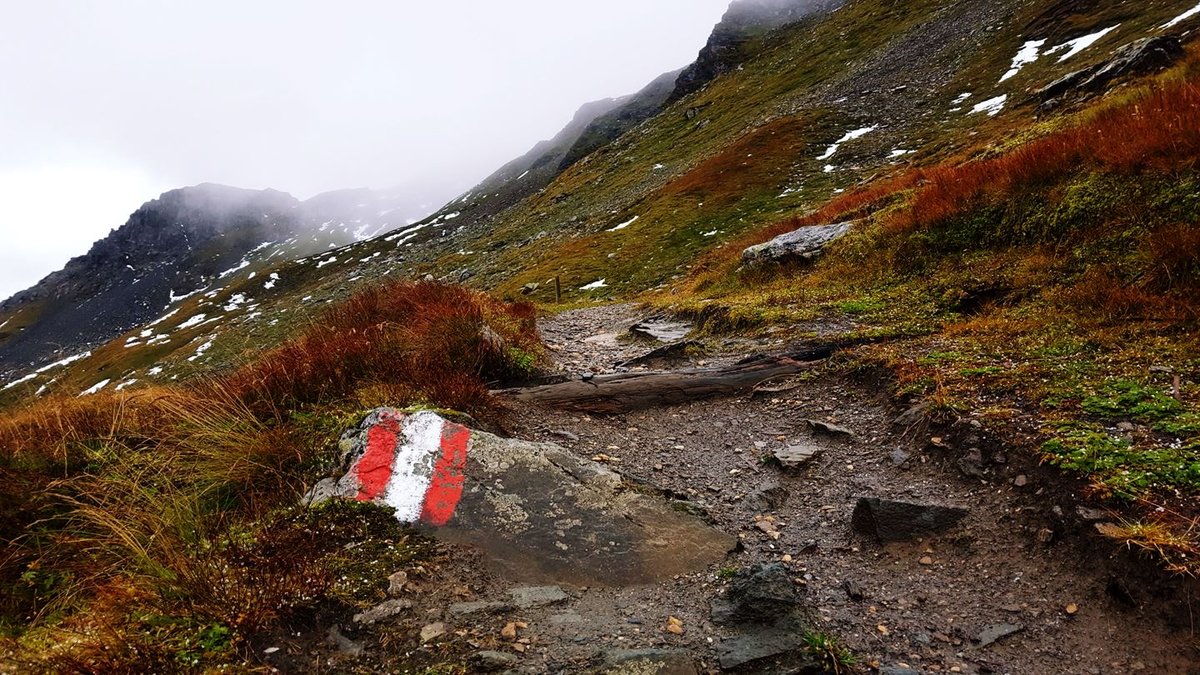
[851,497,970,543]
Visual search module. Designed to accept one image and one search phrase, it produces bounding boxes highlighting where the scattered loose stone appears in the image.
[804,419,854,437]
[851,497,969,543]
[665,616,685,634]
[509,585,569,609]
[977,623,1024,647]
[889,448,912,468]
[1066,603,1080,616]
[1014,474,1028,487]
[958,447,986,478]
[472,650,520,671]
[420,622,448,643]
[352,599,413,625]
[387,570,409,596]
[746,482,791,511]
[449,600,513,617]
[772,444,823,469]
[711,563,806,625]
[841,579,866,602]
[326,625,363,658]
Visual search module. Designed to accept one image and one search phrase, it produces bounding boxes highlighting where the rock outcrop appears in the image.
[1037,36,1185,111]
[742,222,853,265]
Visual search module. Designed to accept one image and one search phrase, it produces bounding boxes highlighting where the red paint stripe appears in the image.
[354,415,402,501]
[419,422,470,526]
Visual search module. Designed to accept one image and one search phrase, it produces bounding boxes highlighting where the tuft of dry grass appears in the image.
[1097,518,1200,577]
[888,79,1200,235]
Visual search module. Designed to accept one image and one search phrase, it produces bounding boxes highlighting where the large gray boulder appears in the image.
[307,409,736,586]
[741,222,853,265]
[1038,36,1184,109]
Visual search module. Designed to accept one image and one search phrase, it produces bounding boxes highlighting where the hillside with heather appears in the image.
[2,0,1200,672]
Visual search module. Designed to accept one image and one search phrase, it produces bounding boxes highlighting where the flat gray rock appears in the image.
[978,623,1024,648]
[352,599,412,625]
[448,600,513,617]
[509,585,569,609]
[742,222,853,265]
[773,444,823,469]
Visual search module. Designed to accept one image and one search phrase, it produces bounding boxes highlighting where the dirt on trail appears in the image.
[304,304,1198,674]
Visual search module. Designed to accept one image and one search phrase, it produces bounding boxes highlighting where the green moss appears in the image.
[1082,379,1184,422]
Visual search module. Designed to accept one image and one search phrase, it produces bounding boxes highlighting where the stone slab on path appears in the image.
[308,409,736,586]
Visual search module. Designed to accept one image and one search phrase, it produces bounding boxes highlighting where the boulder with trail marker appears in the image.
[307,408,736,586]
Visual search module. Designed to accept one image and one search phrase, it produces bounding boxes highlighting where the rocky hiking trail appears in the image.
[305,304,1197,674]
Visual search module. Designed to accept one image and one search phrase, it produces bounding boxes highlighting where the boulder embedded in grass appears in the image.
[742,222,853,265]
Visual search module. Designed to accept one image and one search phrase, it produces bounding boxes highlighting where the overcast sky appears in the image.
[0,0,731,300]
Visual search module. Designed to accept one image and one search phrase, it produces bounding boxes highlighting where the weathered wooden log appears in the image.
[498,352,823,414]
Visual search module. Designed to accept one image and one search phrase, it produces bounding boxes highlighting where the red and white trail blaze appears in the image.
[348,411,471,526]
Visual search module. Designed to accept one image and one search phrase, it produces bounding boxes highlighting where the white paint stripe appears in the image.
[382,412,445,522]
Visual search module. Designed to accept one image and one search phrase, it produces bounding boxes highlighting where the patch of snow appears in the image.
[35,350,92,374]
[653,163,665,170]
[2,373,38,391]
[169,287,204,304]
[177,314,208,330]
[147,366,164,376]
[608,216,640,232]
[263,272,280,290]
[952,92,972,104]
[443,212,461,220]
[218,260,251,278]
[703,230,720,237]
[223,294,249,312]
[1164,3,1200,28]
[580,279,608,291]
[823,164,837,173]
[188,337,216,362]
[115,379,138,391]
[1000,39,1046,82]
[79,379,111,397]
[316,256,339,269]
[970,94,1008,116]
[890,149,912,158]
[818,125,878,160]
[1046,25,1119,62]
[517,170,530,180]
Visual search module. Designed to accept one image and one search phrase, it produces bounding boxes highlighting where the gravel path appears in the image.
[489,304,1195,674]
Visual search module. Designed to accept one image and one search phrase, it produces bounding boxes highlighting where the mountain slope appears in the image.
[0,184,434,374]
